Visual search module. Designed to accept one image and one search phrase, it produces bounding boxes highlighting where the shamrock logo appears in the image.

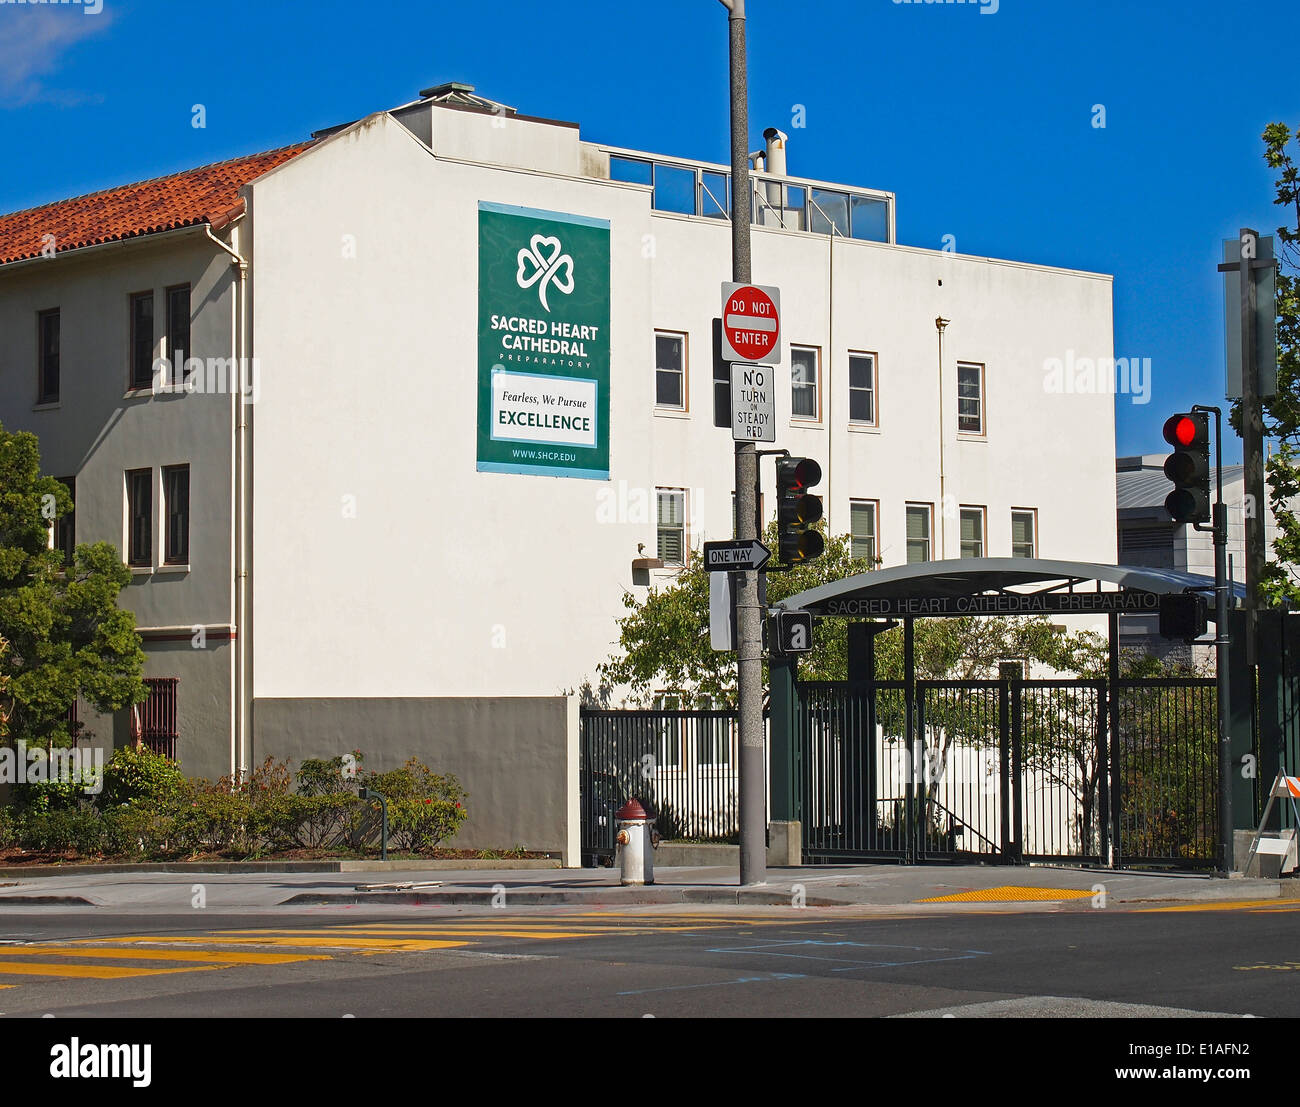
[516,234,575,311]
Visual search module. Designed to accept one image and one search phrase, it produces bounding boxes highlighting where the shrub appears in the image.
[362,758,468,853]
[101,745,185,810]
[387,797,467,852]
[0,805,20,849]
[290,793,359,850]
[297,752,363,796]
[19,809,103,855]
[107,806,189,859]
[183,783,252,854]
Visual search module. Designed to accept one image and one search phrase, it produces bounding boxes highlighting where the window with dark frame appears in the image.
[849,352,876,424]
[130,292,155,389]
[958,362,984,435]
[655,332,685,409]
[126,468,152,567]
[1012,509,1037,558]
[791,346,819,420]
[53,477,75,566]
[166,285,191,386]
[37,309,60,404]
[163,465,190,565]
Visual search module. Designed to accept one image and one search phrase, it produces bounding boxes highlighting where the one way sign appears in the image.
[777,611,814,653]
[703,539,771,572]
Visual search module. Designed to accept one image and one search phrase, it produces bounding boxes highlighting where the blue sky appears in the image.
[1,0,1297,459]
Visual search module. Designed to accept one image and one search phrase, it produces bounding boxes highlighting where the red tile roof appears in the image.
[0,143,314,265]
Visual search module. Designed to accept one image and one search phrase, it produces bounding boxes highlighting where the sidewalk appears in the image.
[0,863,1292,910]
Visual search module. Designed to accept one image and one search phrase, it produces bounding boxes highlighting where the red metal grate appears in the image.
[132,677,179,760]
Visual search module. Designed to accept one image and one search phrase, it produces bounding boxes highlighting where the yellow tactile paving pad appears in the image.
[918,885,1097,903]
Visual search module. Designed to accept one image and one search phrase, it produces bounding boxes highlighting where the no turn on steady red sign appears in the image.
[721,282,782,365]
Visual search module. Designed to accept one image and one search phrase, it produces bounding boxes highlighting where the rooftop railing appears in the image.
[600,145,894,244]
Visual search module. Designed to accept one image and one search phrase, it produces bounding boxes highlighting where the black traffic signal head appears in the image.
[1161,412,1210,525]
[776,457,824,564]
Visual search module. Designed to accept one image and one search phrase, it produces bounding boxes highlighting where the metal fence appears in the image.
[579,709,751,864]
[1115,678,1219,866]
[796,677,1217,868]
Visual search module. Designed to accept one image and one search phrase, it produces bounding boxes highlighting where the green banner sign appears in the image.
[477,202,611,480]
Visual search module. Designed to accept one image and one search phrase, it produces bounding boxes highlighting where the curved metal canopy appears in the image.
[778,557,1243,620]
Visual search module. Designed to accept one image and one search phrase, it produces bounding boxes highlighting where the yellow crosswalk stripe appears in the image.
[15,946,329,965]
[81,935,470,952]
[1139,898,1300,913]
[0,960,225,980]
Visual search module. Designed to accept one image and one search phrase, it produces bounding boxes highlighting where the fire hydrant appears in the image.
[615,799,657,886]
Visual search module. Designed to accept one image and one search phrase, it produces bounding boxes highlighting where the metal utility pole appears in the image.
[720,0,765,886]
[1193,404,1232,872]
[1219,228,1268,612]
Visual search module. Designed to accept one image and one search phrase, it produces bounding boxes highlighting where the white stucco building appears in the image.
[0,83,1118,782]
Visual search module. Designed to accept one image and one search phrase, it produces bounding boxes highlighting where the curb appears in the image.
[280,888,844,908]
[0,859,562,878]
[0,896,97,906]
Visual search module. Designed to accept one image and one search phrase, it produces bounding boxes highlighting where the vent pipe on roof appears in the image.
[762,127,787,212]
[763,127,788,176]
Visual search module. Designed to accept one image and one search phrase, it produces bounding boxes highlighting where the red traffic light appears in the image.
[785,458,821,492]
[1162,413,1207,450]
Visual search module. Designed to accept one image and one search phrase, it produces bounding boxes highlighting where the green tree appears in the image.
[1251,123,1300,603]
[0,424,147,747]
[598,521,1103,706]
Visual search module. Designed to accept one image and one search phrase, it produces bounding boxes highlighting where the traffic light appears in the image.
[776,457,824,564]
[1162,412,1210,525]
[1159,593,1208,641]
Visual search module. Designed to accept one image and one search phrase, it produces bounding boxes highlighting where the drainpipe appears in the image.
[204,223,250,779]
[936,317,950,559]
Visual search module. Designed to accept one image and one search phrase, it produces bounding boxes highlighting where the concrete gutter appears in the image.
[0,859,561,878]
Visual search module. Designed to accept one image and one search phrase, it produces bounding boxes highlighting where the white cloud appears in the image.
[0,4,112,108]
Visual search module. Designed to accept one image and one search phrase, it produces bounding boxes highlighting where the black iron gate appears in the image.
[796,676,1218,868]
[579,709,745,865]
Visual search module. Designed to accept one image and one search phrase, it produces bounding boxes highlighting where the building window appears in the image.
[698,714,731,766]
[53,476,75,566]
[655,331,686,409]
[850,500,877,563]
[130,292,155,389]
[791,345,820,420]
[162,465,190,565]
[958,362,984,435]
[126,468,152,567]
[134,677,179,760]
[960,506,986,559]
[651,693,683,770]
[849,352,876,425]
[37,309,59,404]
[1012,509,1037,558]
[166,285,191,386]
[906,503,932,564]
[657,489,687,567]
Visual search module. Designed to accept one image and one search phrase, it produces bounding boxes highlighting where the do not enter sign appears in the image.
[721,282,782,365]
